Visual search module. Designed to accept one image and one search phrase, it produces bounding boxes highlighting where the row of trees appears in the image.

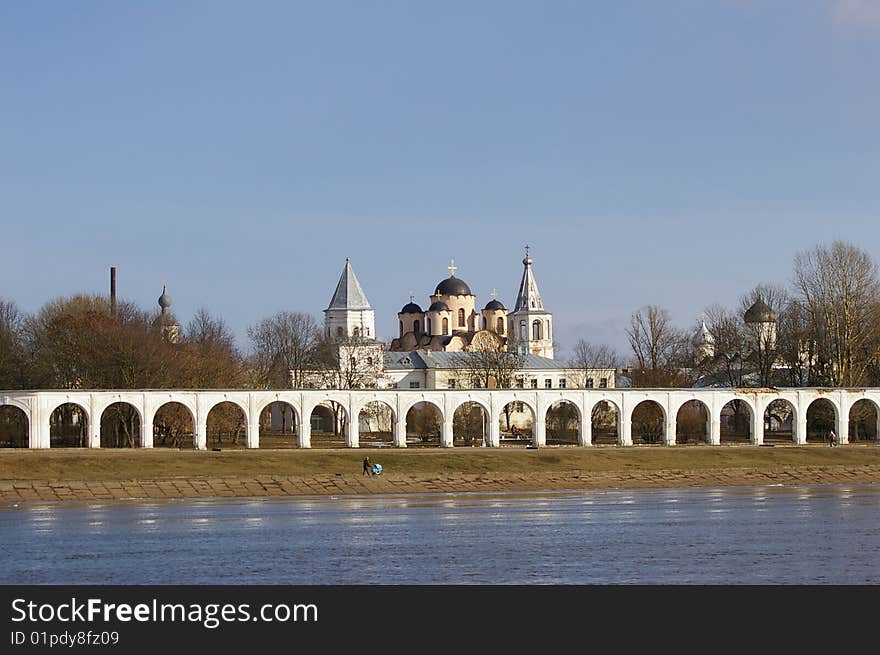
[566,241,880,389]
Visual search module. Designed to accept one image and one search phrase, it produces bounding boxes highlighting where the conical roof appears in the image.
[326,258,372,310]
[512,254,545,313]
[744,298,776,323]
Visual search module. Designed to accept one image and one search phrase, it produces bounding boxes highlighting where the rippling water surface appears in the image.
[2,485,878,584]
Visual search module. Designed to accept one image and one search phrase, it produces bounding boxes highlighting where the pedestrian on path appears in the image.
[828,430,838,447]
[363,456,372,475]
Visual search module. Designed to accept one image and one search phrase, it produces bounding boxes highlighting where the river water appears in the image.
[2,485,878,584]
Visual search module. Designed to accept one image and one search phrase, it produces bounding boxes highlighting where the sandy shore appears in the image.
[3,464,880,503]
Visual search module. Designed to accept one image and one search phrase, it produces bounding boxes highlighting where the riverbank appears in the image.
[2,444,879,502]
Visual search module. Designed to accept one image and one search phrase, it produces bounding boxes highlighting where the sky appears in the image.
[1,1,878,358]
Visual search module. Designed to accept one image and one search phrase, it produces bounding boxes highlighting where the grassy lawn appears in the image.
[1,443,879,481]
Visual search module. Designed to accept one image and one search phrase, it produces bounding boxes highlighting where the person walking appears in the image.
[363,456,372,475]
[828,430,837,447]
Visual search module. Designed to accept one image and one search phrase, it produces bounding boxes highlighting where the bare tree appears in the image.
[567,339,619,388]
[0,299,27,389]
[458,331,525,389]
[247,311,320,388]
[626,305,689,387]
[793,241,880,386]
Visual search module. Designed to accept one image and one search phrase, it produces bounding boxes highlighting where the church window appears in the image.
[520,321,527,339]
[530,379,538,389]
[516,377,524,389]
[544,379,552,389]
[532,320,542,340]
[496,317,504,334]
[483,316,487,330]
[336,327,344,337]
[353,327,360,337]
[399,321,403,338]
[427,318,433,334]
[458,308,465,327]
[586,378,594,388]
[442,318,449,335]
[409,381,420,389]
[559,379,566,389]
[413,320,420,335]
[599,378,608,388]
[447,379,456,388]
[366,328,370,336]
[401,357,411,365]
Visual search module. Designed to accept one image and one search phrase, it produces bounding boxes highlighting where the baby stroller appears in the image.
[371,463,383,476]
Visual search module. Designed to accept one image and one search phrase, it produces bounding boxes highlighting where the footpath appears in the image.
[3,464,880,502]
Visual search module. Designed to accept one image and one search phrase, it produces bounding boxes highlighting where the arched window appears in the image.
[336,326,344,337]
[442,318,449,335]
[458,308,465,327]
[427,318,432,334]
[532,320,541,340]
[520,320,527,339]
[413,319,420,335]
[497,317,504,334]
[399,321,404,338]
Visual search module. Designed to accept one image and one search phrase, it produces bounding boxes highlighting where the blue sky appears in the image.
[1,1,878,357]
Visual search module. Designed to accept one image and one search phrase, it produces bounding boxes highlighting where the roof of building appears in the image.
[158,284,172,310]
[400,302,423,314]
[435,276,472,296]
[427,300,450,312]
[512,254,547,314]
[744,298,776,323]
[384,349,570,371]
[484,299,505,311]
[326,258,372,311]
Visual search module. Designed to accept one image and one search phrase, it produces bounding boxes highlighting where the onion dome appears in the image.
[744,298,777,323]
[435,276,472,296]
[484,299,505,311]
[400,301,423,314]
[158,285,172,310]
[428,300,450,312]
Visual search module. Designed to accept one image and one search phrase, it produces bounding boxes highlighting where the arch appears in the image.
[406,401,442,447]
[413,319,420,335]
[631,400,666,445]
[358,400,395,448]
[763,398,795,443]
[532,320,542,340]
[0,404,29,448]
[427,318,433,334]
[49,402,89,448]
[496,317,504,334]
[458,308,465,327]
[545,400,581,445]
[442,317,449,335]
[848,398,879,442]
[453,401,488,447]
[499,400,535,442]
[258,400,299,449]
[100,401,142,448]
[206,401,247,449]
[806,397,838,444]
[720,399,753,444]
[399,320,404,338]
[675,399,710,445]
[520,320,526,339]
[152,401,195,448]
[309,401,347,447]
[590,400,620,445]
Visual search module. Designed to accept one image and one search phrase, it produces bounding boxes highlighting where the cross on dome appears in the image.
[448,259,457,277]
[490,288,498,299]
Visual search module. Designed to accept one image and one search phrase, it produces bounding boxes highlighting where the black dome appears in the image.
[428,300,450,312]
[435,276,472,296]
[400,302,423,314]
[484,299,505,311]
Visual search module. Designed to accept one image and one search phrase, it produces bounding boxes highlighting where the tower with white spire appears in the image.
[324,258,375,340]
[507,248,554,358]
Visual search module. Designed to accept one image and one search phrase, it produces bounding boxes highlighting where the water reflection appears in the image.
[1,485,879,585]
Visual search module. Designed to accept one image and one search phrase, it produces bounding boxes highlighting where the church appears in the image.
[319,252,616,392]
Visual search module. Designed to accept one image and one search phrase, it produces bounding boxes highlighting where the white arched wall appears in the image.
[451,398,492,447]
[2,388,877,449]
